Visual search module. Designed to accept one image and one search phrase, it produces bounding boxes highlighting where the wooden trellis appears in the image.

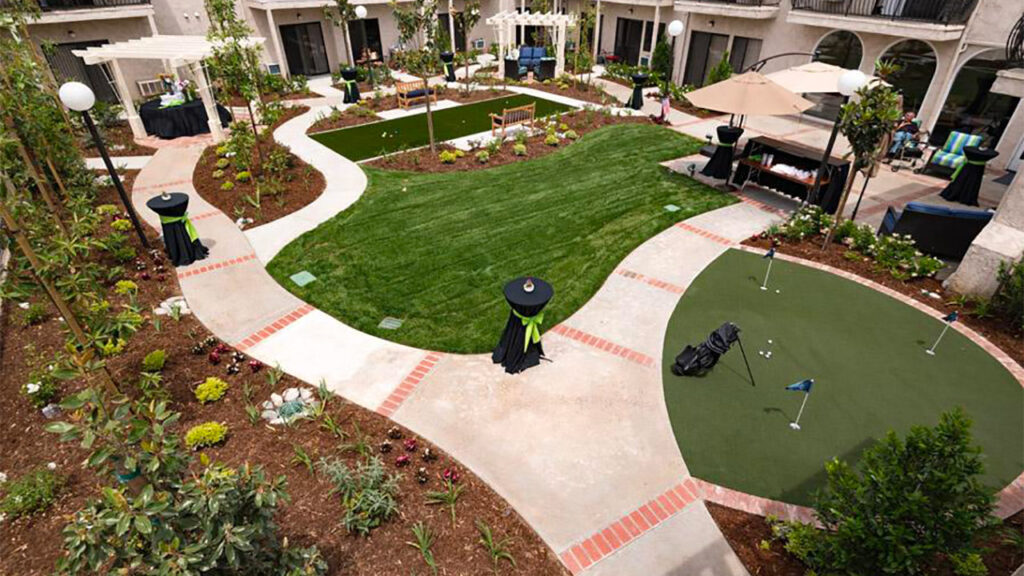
[485,10,576,77]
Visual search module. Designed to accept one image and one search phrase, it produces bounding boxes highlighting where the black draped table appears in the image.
[441,52,456,82]
[701,125,744,180]
[732,136,850,214]
[940,146,997,206]
[139,99,232,140]
[492,277,553,374]
[146,192,209,267]
[339,67,361,104]
[627,73,648,110]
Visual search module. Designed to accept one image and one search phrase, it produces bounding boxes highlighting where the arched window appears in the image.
[932,52,1021,147]
[879,40,936,114]
[805,31,863,119]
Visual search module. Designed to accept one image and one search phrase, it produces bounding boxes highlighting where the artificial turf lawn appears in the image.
[269,123,735,352]
[662,249,1023,506]
[309,93,572,161]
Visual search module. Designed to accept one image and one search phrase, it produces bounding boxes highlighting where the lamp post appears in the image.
[807,69,866,206]
[665,19,683,93]
[58,82,150,249]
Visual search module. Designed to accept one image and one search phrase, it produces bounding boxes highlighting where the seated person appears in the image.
[887,112,921,156]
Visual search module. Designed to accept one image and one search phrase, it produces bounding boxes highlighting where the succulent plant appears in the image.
[379,440,393,454]
[387,426,402,439]
[396,454,411,467]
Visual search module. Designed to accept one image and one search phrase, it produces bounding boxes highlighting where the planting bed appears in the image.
[76,122,157,157]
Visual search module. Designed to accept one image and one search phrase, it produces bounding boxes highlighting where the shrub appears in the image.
[212,169,225,179]
[318,455,399,535]
[513,143,527,156]
[110,219,133,232]
[476,150,490,163]
[545,134,559,146]
[98,338,127,357]
[216,145,230,156]
[220,181,235,191]
[21,302,47,326]
[185,422,228,449]
[564,129,579,140]
[235,170,252,182]
[950,552,987,576]
[777,408,995,575]
[195,377,229,404]
[96,204,119,216]
[114,279,138,295]
[993,259,1023,330]
[215,158,230,169]
[454,149,465,158]
[22,370,61,408]
[558,122,569,131]
[439,150,458,164]
[707,51,733,85]
[0,467,65,518]
[142,349,167,372]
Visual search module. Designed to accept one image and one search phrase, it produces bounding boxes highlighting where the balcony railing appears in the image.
[791,0,976,24]
[679,0,781,5]
[37,0,150,11]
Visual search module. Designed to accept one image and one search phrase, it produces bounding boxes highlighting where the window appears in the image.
[932,53,1021,148]
[642,20,666,52]
[805,31,864,119]
[879,40,936,113]
[683,31,728,87]
[350,18,383,62]
[438,13,466,51]
[614,18,644,64]
[729,37,762,73]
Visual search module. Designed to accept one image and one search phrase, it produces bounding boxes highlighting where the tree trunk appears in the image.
[342,22,353,67]
[464,38,472,94]
[822,160,862,248]
[246,100,264,177]
[423,74,436,153]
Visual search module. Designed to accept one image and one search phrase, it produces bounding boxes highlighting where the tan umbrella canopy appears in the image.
[684,71,814,117]
[765,61,887,94]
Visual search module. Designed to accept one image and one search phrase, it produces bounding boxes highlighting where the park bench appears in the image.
[489,102,535,137]
[396,79,437,109]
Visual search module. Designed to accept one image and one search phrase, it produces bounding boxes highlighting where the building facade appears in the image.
[22,0,1024,170]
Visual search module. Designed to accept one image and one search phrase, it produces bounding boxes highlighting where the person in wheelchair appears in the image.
[886,112,921,158]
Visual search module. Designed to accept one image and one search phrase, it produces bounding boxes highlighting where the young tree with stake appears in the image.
[392,0,442,153]
[455,0,481,94]
[324,0,358,67]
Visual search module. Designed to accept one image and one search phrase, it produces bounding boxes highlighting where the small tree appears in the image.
[455,0,481,94]
[392,0,441,153]
[650,33,672,81]
[706,51,732,85]
[573,4,595,87]
[780,408,996,575]
[323,0,357,67]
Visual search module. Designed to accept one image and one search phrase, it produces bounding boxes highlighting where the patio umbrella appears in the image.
[765,61,886,94]
[684,71,814,117]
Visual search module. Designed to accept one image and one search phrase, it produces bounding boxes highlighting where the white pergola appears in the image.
[73,35,266,142]
[486,10,576,78]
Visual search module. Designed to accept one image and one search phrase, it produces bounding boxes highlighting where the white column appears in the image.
[266,9,290,77]
[146,13,158,36]
[592,0,600,64]
[519,0,525,46]
[191,61,225,142]
[555,23,566,75]
[448,0,457,53]
[649,4,660,69]
[637,12,647,66]
[108,59,145,139]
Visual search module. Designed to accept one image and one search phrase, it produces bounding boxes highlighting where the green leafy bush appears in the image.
[110,219,133,232]
[993,259,1023,331]
[236,170,252,182]
[0,467,65,518]
[707,51,733,85]
[114,279,138,295]
[775,409,996,575]
[21,302,47,326]
[950,552,987,576]
[216,145,230,156]
[216,158,230,169]
[185,422,228,449]
[318,456,399,535]
[476,150,490,163]
[195,377,229,404]
[22,373,61,408]
[513,143,527,156]
[96,204,119,216]
[142,349,167,372]
[98,338,126,357]
[221,181,235,191]
[564,130,579,140]
[212,169,225,179]
[439,150,458,164]
[544,134,559,146]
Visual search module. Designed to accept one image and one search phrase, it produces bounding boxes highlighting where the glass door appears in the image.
[279,22,330,77]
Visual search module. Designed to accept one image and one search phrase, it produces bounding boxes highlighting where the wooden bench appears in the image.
[396,79,437,109]
[489,103,535,137]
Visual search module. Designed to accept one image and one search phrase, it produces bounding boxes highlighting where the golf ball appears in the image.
[768,339,773,345]
[775,289,781,294]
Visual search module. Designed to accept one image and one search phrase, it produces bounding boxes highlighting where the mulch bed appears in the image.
[192,106,326,226]
[708,502,1023,575]
[359,86,515,115]
[522,81,616,106]
[76,123,157,157]
[0,185,567,576]
[743,234,1022,368]
[366,109,648,173]
[307,107,383,134]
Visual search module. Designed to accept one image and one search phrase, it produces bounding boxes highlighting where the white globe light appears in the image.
[354,5,367,18]
[837,69,867,97]
[58,81,95,112]
[668,20,684,38]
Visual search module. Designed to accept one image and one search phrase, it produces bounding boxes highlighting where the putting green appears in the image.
[662,249,1023,506]
[310,93,572,161]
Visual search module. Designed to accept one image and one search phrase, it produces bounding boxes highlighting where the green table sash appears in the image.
[950,158,987,181]
[159,213,199,242]
[343,79,357,100]
[443,62,454,78]
[717,142,734,148]
[512,309,544,352]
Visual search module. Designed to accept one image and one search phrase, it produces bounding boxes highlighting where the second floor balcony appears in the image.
[27,0,152,24]
[788,0,975,41]
[38,0,149,10]
[674,0,781,20]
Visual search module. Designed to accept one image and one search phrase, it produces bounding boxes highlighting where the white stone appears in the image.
[262,400,274,410]
[283,388,300,402]
[269,417,285,425]
[300,388,314,400]
[17,302,29,310]
[261,409,278,420]
[154,308,168,316]
[270,393,284,407]
[46,462,57,470]
[0,472,7,484]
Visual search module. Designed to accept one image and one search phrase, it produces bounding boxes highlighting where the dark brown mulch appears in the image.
[307,108,383,134]
[358,87,515,114]
[521,81,616,106]
[367,110,648,173]
[76,123,158,157]
[708,502,1024,576]
[742,234,1022,368]
[0,191,568,576]
[192,106,326,226]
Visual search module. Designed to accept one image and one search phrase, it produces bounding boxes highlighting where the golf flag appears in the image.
[764,247,776,259]
[760,247,776,290]
[943,311,959,323]
[927,311,958,355]
[786,378,813,393]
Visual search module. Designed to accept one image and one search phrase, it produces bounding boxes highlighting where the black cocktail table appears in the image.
[138,99,232,139]
[145,192,209,267]
[628,73,648,110]
[701,125,744,180]
[492,277,553,374]
[339,67,361,104]
[441,52,456,82]
[940,146,997,206]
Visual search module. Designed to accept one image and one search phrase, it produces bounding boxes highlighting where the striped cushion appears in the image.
[932,150,966,168]
[940,131,982,155]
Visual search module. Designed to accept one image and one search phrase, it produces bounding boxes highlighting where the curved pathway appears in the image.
[129,96,1023,575]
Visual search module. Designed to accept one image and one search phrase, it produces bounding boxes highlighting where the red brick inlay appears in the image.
[558,480,701,574]
[177,253,257,279]
[190,210,221,221]
[732,192,792,217]
[376,353,444,417]
[549,324,655,368]
[674,221,735,246]
[132,178,192,192]
[615,269,686,294]
[234,303,315,351]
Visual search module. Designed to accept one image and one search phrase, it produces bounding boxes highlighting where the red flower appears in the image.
[208,352,221,365]
[442,468,460,483]
[248,360,263,372]
[395,454,411,467]
[215,343,231,354]
[403,438,417,452]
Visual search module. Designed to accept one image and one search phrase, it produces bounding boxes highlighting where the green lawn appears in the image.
[310,93,572,161]
[662,249,1023,506]
[269,124,735,352]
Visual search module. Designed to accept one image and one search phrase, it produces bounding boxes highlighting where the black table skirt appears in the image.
[340,68,361,104]
[139,99,232,140]
[492,277,553,374]
[940,146,997,207]
[145,192,209,267]
[441,53,456,82]
[701,126,744,180]
[732,138,849,214]
[628,74,648,110]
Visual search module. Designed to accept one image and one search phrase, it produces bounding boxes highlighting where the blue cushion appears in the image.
[406,88,433,98]
[931,150,965,168]
[518,66,527,75]
[905,202,992,221]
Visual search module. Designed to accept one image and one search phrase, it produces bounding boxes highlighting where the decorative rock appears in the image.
[262,400,275,410]
[41,404,61,419]
[283,388,300,402]
[300,388,314,401]
[18,302,29,310]
[261,409,278,420]
[271,393,284,407]
[0,472,7,483]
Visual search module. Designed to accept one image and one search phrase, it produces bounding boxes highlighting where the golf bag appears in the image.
[671,322,741,376]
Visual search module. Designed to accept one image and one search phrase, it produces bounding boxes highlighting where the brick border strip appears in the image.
[549,324,655,367]
[177,253,258,279]
[233,303,316,351]
[133,178,192,193]
[732,191,794,218]
[692,478,817,525]
[615,268,686,294]
[376,352,444,417]
[559,478,702,574]
[674,221,735,246]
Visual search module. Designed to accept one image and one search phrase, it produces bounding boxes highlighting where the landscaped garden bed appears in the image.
[306,103,383,133]
[75,118,157,157]
[357,85,515,114]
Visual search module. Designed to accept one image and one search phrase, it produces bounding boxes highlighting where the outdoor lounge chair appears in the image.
[919,131,982,178]
[877,201,992,260]
[396,80,437,109]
